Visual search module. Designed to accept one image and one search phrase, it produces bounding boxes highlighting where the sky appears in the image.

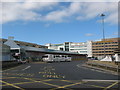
[1,0,118,45]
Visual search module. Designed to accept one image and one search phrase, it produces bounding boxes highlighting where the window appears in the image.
[60,48,63,51]
[11,49,19,53]
[56,55,60,57]
[68,55,71,57]
[42,56,48,58]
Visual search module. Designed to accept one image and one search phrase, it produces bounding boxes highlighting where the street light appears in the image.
[100,13,106,58]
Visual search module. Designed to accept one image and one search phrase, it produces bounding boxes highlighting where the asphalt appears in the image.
[1,60,120,89]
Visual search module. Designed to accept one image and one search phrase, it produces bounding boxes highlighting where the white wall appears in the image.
[87,41,92,57]
[45,41,93,57]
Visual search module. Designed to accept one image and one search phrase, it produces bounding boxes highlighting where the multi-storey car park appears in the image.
[92,38,120,59]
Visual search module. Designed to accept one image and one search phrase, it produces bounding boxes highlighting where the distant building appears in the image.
[45,41,92,57]
[1,37,48,49]
[2,37,48,61]
[92,38,120,59]
[0,44,11,61]
[1,37,87,61]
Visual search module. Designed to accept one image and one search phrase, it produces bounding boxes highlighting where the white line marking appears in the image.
[76,64,118,75]
[22,66,31,71]
[82,79,119,82]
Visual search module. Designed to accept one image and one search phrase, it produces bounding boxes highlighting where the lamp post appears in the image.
[100,14,106,58]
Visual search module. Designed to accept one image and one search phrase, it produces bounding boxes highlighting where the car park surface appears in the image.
[1,60,119,89]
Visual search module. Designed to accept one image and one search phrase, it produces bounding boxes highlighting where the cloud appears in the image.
[1,0,119,2]
[1,2,58,24]
[0,2,118,25]
[43,2,81,22]
[76,2,118,25]
[85,33,94,36]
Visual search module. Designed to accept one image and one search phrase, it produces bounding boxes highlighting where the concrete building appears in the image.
[1,37,48,49]
[92,38,120,59]
[3,37,48,61]
[0,44,11,61]
[46,43,64,51]
[1,37,87,61]
[45,41,92,57]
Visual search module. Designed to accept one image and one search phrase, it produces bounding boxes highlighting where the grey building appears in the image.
[0,44,11,61]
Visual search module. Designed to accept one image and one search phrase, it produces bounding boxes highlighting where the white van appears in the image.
[42,54,71,62]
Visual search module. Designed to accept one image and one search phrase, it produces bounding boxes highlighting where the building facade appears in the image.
[0,44,11,61]
[92,38,119,59]
[1,37,87,62]
[2,37,48,61]
[45,41,92,57]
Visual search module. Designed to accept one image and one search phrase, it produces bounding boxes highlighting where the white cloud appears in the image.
[105,12,118,25]
[85,33,94,36]
[1,2,58,24]
[0,2,118,25]
[43,2,81,22]
[1,0,119,2]
[76,2,118,25]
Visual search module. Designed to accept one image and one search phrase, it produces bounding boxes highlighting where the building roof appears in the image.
[4,39,20,49]
[0,38,48,49]
[21,45,81,55]
[94,38,120,43]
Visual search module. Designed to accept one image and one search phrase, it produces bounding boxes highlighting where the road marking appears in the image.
[88,84,105,88]
[42,79,53,81]
[13,81,35,85]
[82,79,119,82]
[58,81,87,88]
[1,80,24,90]
[61,80,74,83]
[24,78,60,88]
[1,81,35,87]
[2,77,17,79]
[77,64,118,75]
[22,66,31,71]
[2,65,22,72]
[104,81,119,90]
[81,64,118,75]
[49,88,73,90]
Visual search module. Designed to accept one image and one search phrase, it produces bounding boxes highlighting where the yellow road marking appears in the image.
[1,80,25,90]
[24,78,60,88]
[49,87,73,90]
[2,65,22,72]
[88,84,105,88]
[103,81,119,90]
[3,72,34,77]
[37,80,60,87]
[2,77,17,79]
[60,80,74,83]
[2,76,113,89]
[58,81,87,88]
[1,81,35,87]
[13,81,35,85]
[49,88,57,90]
[42,79,53,81]
[1,84,8,87]
[65,88,73,90]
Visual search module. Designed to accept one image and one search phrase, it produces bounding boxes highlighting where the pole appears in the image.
[101,14,106,58]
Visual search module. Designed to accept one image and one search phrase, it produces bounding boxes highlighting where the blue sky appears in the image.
[1,1,118,45]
